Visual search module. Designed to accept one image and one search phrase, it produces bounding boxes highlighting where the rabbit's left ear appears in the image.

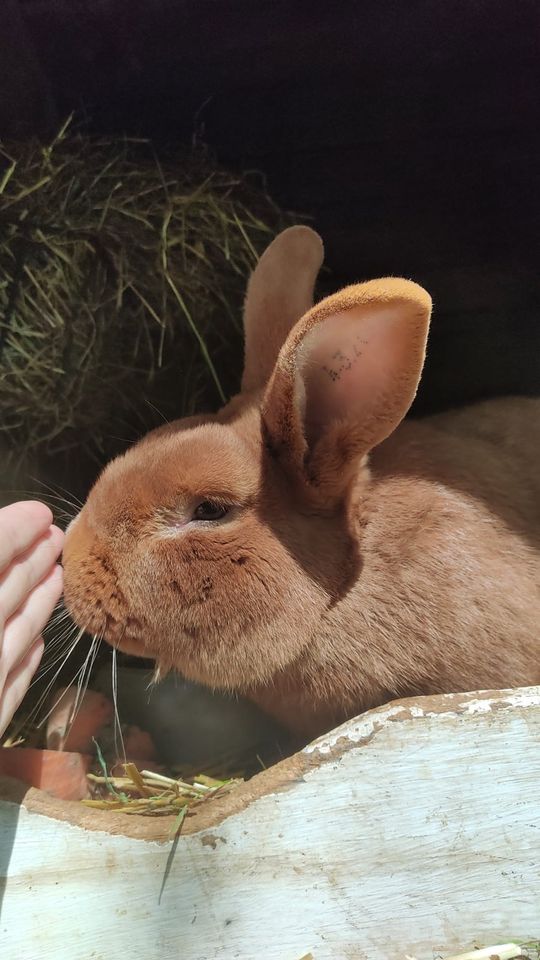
[262,278,433,506]
[242,226,324,392]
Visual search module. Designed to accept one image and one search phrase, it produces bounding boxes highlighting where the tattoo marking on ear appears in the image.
[321,338,370,383]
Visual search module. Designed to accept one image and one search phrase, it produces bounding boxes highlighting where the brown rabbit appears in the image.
[63,226,540,739]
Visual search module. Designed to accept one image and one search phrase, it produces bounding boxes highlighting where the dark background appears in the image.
[1,0,539,418]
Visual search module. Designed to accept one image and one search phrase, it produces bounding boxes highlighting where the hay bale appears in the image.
[0,119,288,455]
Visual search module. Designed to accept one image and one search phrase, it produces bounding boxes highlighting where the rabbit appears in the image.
[62,226,540,740]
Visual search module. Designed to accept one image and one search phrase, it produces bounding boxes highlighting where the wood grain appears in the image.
[1,687,539,958]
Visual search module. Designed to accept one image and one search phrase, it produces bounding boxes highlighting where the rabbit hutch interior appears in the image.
[0,2,539,958]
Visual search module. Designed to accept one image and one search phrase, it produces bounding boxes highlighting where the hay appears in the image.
[0,118,288,455]
[407,946,540,960]
[84,761,243,829]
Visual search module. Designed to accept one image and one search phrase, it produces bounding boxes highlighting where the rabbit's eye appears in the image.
[192,500,228,522]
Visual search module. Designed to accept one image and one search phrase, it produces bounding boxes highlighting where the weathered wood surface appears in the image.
[1,687,539,959]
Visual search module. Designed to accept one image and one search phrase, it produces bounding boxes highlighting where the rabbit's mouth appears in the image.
[107,630,152,659]
[62,574,151,659]
[80,607,152,660]
[62,525,156,658]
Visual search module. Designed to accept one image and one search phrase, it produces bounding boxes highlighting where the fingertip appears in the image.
[14,500,54,530]
[43,562,64,604]
[51,562,64,587]
[48,524,65,554]
[0,501,58,572]
[30,634,45,663]
[25,500,54,525]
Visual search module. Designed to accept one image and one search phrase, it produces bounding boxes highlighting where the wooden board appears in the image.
[1,687,539,959]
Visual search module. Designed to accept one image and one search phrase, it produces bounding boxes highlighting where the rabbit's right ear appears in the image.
[242,226,324,392]
[262,278,433,509]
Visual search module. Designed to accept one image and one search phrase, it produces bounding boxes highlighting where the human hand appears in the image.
[0,501,64,737]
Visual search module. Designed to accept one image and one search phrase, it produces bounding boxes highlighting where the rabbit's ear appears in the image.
[242,226,324,392]
[263,278,433,505]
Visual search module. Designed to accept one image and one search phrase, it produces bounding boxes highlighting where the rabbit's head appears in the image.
[63,227,432,693]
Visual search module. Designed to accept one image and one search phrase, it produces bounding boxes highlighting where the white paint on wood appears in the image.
[304,701,408,754]
[1,687,540,960]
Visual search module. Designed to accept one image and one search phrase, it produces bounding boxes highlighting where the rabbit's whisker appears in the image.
[111,645,126,763]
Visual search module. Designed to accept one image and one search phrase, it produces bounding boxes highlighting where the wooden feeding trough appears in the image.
[1,686,539,959]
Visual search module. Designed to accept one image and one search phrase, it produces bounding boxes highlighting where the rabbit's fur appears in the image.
[63,227,539,738]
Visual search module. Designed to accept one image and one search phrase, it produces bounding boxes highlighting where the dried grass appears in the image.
[0,117,288,456]
[84,758,243,832]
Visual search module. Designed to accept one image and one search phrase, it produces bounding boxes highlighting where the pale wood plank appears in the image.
[1,688,539,959]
